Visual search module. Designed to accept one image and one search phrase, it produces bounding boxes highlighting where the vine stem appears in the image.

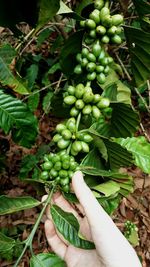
[13,186,55,267]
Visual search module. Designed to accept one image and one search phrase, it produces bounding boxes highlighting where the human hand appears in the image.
[44,171,142,267]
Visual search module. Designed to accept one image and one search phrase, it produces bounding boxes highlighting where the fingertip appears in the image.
[72,170,84,185]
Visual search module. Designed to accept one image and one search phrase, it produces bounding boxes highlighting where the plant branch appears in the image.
[13,187,55,267]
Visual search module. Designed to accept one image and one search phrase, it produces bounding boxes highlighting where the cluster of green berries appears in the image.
[124,221,138,238]
[53,117,93,156]
[80,0,124,45]
[63,83,110,119]
[74,41,113,83]
[40,151,79,192]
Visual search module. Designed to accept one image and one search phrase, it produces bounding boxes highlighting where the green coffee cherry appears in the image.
[92,41,101,57]
[82,47,89,57]
[104,65,110,74]
[61,129,72,140]
[92,106,101,119]
[93,94,102,103]
[67,121,76,133]
[100,7,110,19]
[98,50,105,62]
[101,35,110,44]
[100,57,109,66]
[75,84,85,98]
[54,161,62,171]
[83,91,94,103]
[97,97,110,108]
[76,53,82,63]
[62,184,70,193]
[72,141,82,152]
[87,72,96,81]
[80,20,86,27]
[67,85,75,95]
[102,16,112,27]
[96,65,104,73]
[51,155,60,164]
[53,134,62,143]
[75,99,85,110]
[85,19,96,29]
[57,139,70,149]
[112,14,124,26]
[70,107,79,117]
[82,105,92,115]
[97,73,106,84]
[56,124,66,133]
[62,160,70,170]
[87,53,96,62]
[41,171,49,180]
[81,141,90,152]
[107,26,118,35]
[111,35,122,44]
[83,134,93,143]
[64,95,76,105]
[50,168,58,178]
[59,170,68,178]
[89,29,97,39]
[60,177,70,186]
[86,62,96,72]
[74,64,82,74]
[89,9,101,24]
[81,58,89,67]
[96,25,106,35]
[94,0,104,10]
[42,161,53,170]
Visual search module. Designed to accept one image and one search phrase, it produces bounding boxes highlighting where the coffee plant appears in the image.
[0,0,150,266]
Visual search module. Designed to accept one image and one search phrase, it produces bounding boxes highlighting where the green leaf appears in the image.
[51,204,95,249]
[124,26,150,87]
[80,166,132,180]
[0,90,38,147]
[81,148,104,169]
[91,103,139,138]
[36,0,60,31]
[0,44,16,65]
[28,92,40,112]
[42,91,54,114]
[30,253,67,267]
[0,59,29,95]
[115,136,150,174]
[92,181,120,197]
[0,232,15,252]
[60,30,84,76]
[103,139,133,169]
[0,45,29,94]
[57,1,73,15]
[0,196,41,215]
[87,130,134,169]
[57,1,82,20]
[132,0,150,30]
[100,69,131,104]
[26,64,39,89]
[98,195,121,215]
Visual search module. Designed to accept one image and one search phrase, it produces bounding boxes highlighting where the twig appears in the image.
[140,122,150,142]
[147,80,150,108]
[134,87,150,114]
[54,15,68,40]
[115,52,132,81]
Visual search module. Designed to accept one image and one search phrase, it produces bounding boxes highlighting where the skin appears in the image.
[44,171,142,267]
